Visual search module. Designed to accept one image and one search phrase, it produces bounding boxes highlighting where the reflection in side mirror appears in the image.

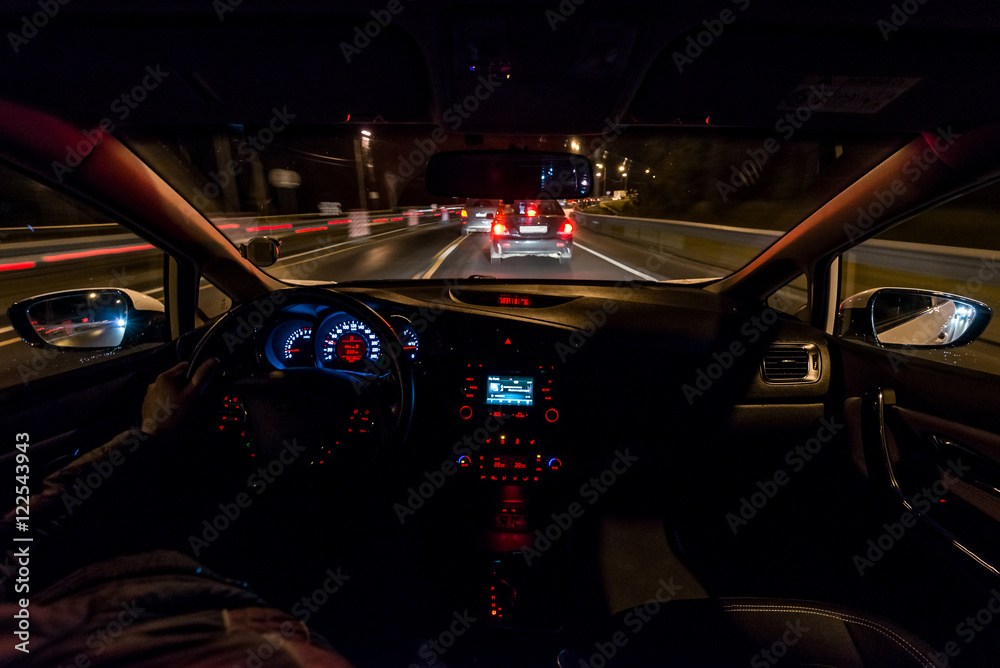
[240,236,281,268]
[837,287,992,348]
[8,288,167,351]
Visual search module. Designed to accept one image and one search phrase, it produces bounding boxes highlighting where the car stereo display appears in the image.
[486,376,534,406]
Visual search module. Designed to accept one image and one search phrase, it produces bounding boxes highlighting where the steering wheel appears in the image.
[186,287,414,477]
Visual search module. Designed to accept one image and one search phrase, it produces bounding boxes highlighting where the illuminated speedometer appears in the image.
[318,316,381,367]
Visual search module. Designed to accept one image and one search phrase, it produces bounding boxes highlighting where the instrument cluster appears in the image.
[262,310,418,371]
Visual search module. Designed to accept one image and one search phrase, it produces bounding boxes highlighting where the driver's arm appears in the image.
[0,358,218,598]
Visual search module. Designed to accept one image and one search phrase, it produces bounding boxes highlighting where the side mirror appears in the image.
[837,287,991,348]
[240,236,281,268]
[7,288,167,351]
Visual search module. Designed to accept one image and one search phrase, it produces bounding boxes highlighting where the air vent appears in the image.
[760,344,821,384]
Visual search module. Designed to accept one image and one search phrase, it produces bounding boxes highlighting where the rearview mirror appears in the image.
[425,150,593,200]
[837,287,991,348]
[8,288,167,351]
[240,236,281,268]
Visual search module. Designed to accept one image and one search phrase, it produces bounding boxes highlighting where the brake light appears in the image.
[461,209,468,217]
[492,222,508,235]
[527,208,537,217]
[560,221,573,234]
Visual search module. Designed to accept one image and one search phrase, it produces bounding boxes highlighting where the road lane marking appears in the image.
[0,337,22,347]
[281,221,441,268]
[0,326,12,335]
[574,241,659,281]
[415,235,468,279]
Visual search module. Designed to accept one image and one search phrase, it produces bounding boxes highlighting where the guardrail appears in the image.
[574,208,1000,346]
[0,206,462,271]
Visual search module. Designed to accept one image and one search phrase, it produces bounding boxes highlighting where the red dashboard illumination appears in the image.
[497,294,532,307]
[545,408,559,422]
[459,405,473,419]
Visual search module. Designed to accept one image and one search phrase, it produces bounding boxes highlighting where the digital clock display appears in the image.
[497,294,531,307]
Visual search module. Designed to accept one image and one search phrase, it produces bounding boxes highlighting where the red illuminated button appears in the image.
[545,408,559,422]
[459,405,473,420]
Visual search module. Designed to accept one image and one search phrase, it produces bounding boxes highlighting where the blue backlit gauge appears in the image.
[281,326,313,366]
[320,317,381,366]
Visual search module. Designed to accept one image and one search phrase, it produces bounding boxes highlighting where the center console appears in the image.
[450,359,573,629]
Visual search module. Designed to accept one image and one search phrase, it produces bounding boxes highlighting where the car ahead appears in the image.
[489,199,573,264]
[4,2,1000,667]
[460,198,501,235]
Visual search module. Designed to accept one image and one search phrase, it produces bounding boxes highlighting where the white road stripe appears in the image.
[415,235,467,280]
[574,241,659,281]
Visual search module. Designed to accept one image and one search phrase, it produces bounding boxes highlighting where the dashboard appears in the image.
[207,281,834,639]
[261,306,420,371]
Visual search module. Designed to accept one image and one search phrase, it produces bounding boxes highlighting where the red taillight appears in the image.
[527,208,537,217]
[560,221,573,234]
[492,222,508,235]
[461,209,468,217]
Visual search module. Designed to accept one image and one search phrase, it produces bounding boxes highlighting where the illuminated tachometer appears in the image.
[265,319,315,369]
[281,326,313,366]
[318,316,381,367]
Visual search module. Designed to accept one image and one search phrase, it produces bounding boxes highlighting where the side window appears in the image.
[0,164,167,389]
[196,277,233,326]
[839,179,1000,375]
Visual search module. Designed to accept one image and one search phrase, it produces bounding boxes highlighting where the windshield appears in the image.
[125,128,907,284]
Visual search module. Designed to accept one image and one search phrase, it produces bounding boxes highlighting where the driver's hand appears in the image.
[140,359,219,436]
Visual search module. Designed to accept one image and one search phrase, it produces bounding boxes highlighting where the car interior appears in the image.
[2,1,1000,666]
